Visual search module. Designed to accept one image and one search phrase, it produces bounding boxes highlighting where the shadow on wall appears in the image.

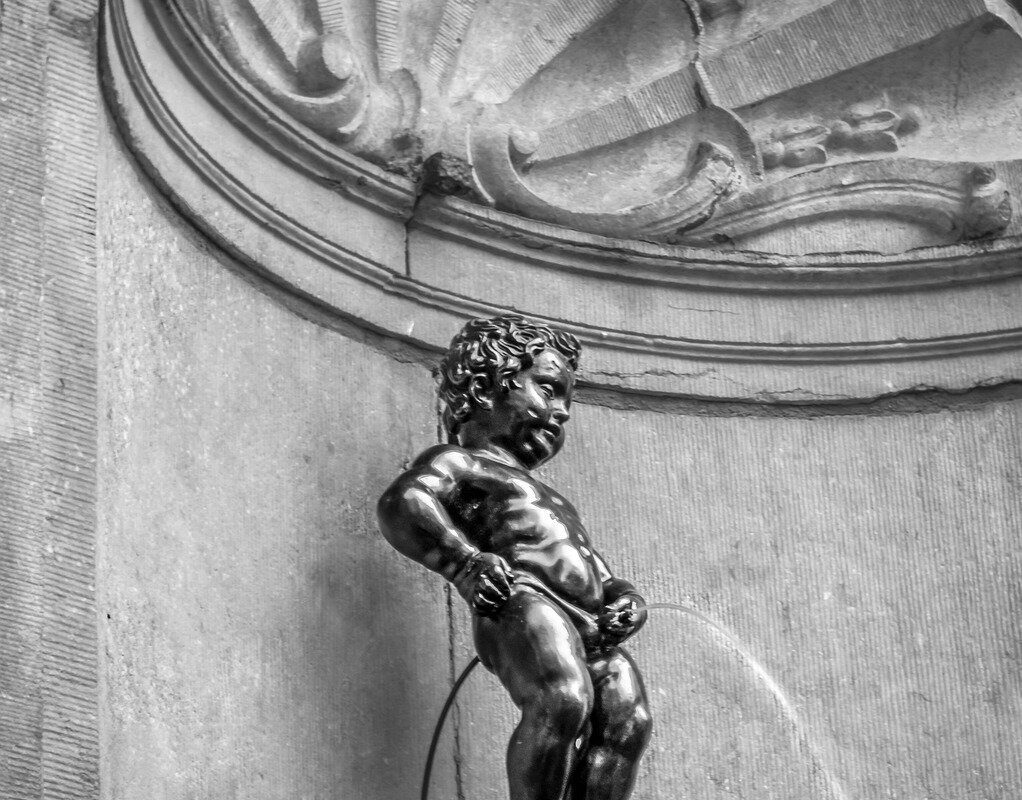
[305,542,443,799]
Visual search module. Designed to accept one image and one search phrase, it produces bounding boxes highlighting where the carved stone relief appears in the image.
[178,0,1022,249]
[101,0,1022,402]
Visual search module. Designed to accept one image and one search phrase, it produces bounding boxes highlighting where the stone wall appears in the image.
[95,102,1022,800]
[0,2,99,798]
[97,123,456,799]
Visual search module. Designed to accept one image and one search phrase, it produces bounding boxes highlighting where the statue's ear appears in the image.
[468,376,494,411]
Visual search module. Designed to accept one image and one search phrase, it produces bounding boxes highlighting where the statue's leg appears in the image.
[575,647,652,800]
[474,590,594,800]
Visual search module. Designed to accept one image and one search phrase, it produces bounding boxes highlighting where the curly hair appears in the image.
[438,315,581,440]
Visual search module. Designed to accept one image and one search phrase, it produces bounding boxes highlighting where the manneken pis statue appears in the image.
[377,314,651,800]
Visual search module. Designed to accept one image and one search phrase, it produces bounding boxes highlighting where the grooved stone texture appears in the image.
[0,2,100,799]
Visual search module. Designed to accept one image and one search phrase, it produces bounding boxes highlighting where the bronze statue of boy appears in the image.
[378,315,651,800]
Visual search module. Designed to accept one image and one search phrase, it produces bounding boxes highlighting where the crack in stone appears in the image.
[576,379,1022,418]
[666,305,741,316]
[589,367,720,380]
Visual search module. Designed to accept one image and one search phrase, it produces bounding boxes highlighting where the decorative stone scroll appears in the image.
[175,0,1022,245]
[100,0,1022,402]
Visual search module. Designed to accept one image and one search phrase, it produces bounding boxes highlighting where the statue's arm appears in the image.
[376,446,513,614]
[377,446,479,583]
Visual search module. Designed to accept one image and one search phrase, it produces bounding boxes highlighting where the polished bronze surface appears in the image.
[379,315,650,800]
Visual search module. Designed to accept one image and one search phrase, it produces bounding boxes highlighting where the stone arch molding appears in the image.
[101,0,1022,402]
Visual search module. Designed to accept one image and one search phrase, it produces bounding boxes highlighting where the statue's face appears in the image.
[486,348,574,470]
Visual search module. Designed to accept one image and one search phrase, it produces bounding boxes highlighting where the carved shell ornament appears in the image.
[183,0,1021,245]
[101,0,1022,402]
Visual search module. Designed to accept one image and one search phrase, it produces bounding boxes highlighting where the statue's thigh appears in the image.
[475,591,592,708]
[589,648,650,728]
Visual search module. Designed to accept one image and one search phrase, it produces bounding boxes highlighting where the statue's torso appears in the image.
[448,454,606,613]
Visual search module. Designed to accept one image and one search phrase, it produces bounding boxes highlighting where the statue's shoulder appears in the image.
[409,443,481,476]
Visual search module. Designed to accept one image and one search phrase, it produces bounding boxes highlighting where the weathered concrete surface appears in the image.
[0,2,100,799]
[96,120,456,800]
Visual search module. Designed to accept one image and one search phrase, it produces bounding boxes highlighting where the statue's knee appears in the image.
[632,704,653,747]
[534,679,593,735]
[608,704,652,755]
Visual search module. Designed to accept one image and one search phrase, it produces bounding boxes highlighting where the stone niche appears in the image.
[102,0,1022,404]
[95,1,1022,800]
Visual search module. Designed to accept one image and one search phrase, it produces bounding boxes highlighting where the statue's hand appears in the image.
[455,552,515,616]
[598,594,647,646]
